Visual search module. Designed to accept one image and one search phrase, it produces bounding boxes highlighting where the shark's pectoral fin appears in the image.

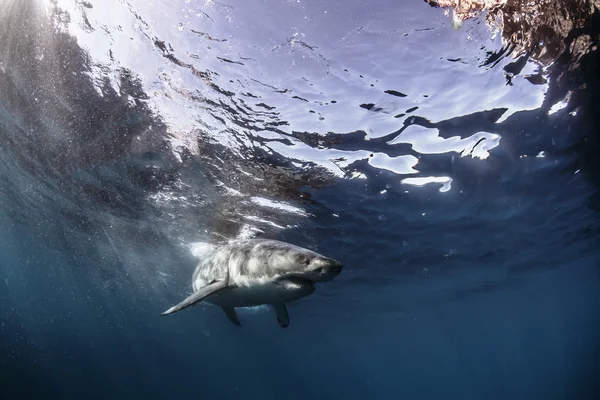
[222,306,242,327]
[273,303,289,328]
[161,280,228,316]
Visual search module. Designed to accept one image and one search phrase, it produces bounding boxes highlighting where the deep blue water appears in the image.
[1,0,600,398]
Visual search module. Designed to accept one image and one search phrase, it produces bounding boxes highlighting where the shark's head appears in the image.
[289,250,343,282]
[252,240,343,283]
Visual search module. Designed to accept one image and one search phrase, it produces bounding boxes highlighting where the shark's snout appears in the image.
[328,260,343,275]
[319,258,343,278]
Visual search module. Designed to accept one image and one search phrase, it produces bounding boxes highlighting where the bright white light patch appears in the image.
[401,176,453,192]
[189,242,216,258]
[250,197,307,216]
[368,153,419,175]
[388,126,500,159]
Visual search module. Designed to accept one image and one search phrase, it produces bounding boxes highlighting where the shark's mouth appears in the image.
[275,276,315,290]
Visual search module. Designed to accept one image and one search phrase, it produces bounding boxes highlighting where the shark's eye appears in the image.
[304,258,310,265]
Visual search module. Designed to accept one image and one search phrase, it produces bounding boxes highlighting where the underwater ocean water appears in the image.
[1,0,600,398]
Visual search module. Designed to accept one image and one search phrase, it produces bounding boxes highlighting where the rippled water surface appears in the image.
[1,0,600,398]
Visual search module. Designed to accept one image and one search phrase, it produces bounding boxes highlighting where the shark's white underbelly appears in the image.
[200,278,315,308]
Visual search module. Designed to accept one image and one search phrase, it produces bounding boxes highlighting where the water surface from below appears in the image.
[1,0,599,398]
